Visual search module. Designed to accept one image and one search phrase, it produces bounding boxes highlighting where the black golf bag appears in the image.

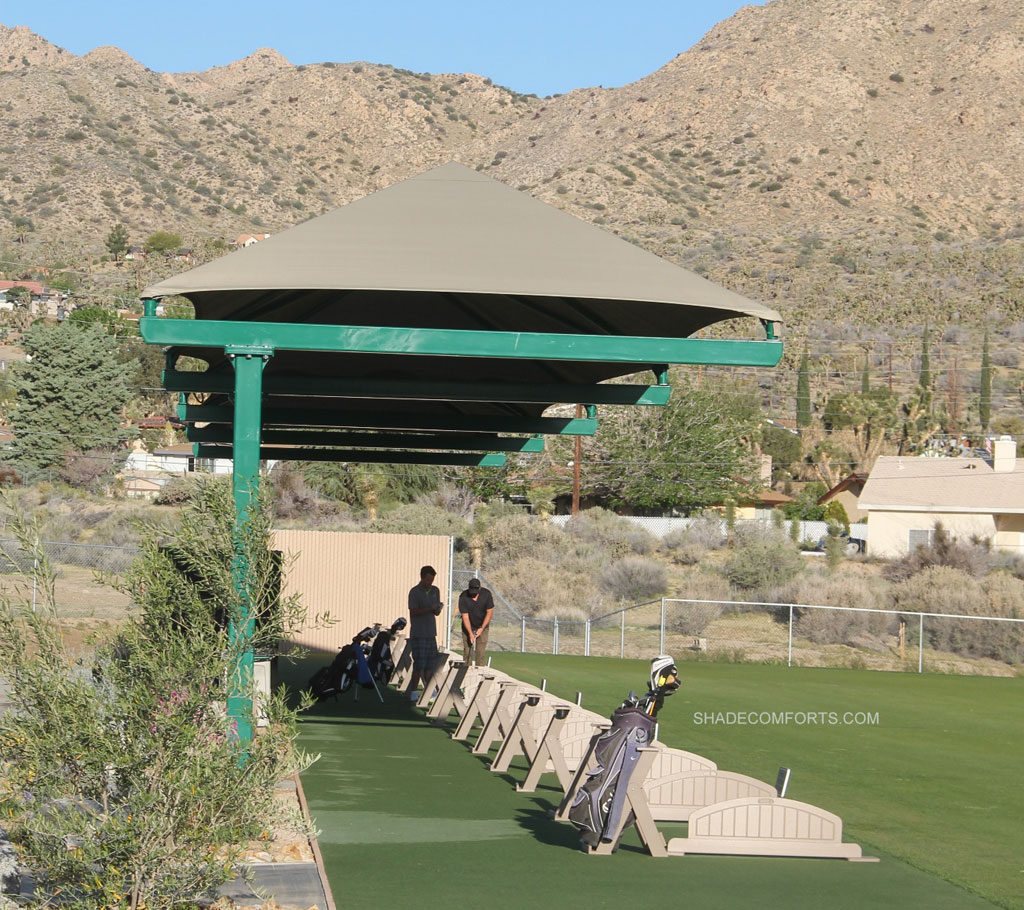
[568,655,680,850]
[568,701,657,848]
[307,624,379,701]
[366,617,407,684]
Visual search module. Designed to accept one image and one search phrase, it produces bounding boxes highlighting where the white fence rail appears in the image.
[547,515,863,545]
[452,570,1023,676]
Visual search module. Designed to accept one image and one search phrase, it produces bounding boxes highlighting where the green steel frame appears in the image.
[197,445,507,467]
[188,425,545,453]
[162,369,673,406]
[140,299,781,747]
[177,403,601,436]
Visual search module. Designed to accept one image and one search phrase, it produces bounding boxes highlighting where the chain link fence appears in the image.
[452,570,1024,676]
[0,537,138,622]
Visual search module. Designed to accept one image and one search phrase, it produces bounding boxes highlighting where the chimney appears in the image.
[993,436,1017,473]
[760,454,772,483]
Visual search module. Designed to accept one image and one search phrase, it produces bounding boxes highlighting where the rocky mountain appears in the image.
[2,0,1024,336]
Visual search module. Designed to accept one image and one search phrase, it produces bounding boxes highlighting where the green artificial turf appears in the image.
[288,657,1021,909]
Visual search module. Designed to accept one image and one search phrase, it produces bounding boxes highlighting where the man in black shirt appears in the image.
[458,577,494,665]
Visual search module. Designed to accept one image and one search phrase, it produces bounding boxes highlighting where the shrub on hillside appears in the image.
[884,522,989,582]
[369,503,469,544]
[415,483,478,517]
[722,529,803,594]
[600,556,667,603]
[777,572,894,647]
[662,514,725,564]
[486,556,597,621]
[563,508,656,557]
[893,566,1024,663]
[668,570,731,634]
[482,513,573,569]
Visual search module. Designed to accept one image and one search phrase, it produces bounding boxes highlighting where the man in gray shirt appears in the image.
[407,565,443,701]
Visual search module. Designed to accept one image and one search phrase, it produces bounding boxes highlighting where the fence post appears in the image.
[659,597,666,654]
[31,557,38,613]
[553,617,559,656]
[521,616,526,654]
[585,620,591,657]
[788,604,794,668]
[918,613,924,673]
[620,610,626,659]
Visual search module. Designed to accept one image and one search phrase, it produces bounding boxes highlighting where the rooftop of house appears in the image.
[860,440,1024,513]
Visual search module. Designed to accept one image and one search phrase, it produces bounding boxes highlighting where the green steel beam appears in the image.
[197,445,506,467]
[162,369,671,406]
[140,311,783,367]
[226,349,269,750]
[187,425,545,453]
[178,403,599,436]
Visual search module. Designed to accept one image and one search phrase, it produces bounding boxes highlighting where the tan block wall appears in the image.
[272,530,452,654]
[866,511,996,558]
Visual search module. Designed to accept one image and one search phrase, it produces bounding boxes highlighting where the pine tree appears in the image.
[10,322,134,476]
[796,346,811,428]
[105,223,129,260]
[979,330,992,432]
[918,328,932,417]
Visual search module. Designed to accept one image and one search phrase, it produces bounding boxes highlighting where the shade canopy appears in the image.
[144,163,781,426]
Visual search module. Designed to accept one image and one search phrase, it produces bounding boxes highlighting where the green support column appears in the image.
[226,345,271,747]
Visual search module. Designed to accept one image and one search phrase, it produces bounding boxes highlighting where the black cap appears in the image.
[467,577,481,591]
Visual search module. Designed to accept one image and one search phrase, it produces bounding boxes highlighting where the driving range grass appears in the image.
[290,657,1021,910]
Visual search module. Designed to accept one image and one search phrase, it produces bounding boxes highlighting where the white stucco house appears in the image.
[859,436,1024,558]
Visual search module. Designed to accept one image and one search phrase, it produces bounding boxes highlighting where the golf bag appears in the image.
[366,616,407,684]
[568,701,656,848]
[568,655,681,849]
[307,624,380,701]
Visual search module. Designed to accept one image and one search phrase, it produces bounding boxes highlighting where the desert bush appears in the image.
[722,528,803,594]
[884,522,989,581]
[59,449,118,491]
[486,556,597,621]
[155,475,219,506]
[482,513,573,570]
[668,571,731,634]
[563,508,656,557]
[270,463,349,524]
[415,483,477,517]
[662,514,724,564]
[893,566,1024,663]
[369,503,469,544]
[0,480,315,909]
[777,572,894,647]
[600,556,667,603]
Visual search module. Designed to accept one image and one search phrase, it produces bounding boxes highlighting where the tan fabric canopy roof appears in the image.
[145,162,782,418]
[144,162,780,334]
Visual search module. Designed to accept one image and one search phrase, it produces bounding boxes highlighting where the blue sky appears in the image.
[4,0,767,96]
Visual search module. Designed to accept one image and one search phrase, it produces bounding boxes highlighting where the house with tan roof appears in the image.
[234,233,271,247]
[859,437,1024,557]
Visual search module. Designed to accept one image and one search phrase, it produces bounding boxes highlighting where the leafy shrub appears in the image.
[892,567,1024,663]
[482,514,573,569]
[486,556,596,621]
[777,573,894,647]
[600,556,667,602]
[668,571,731,634]
[0,480,314,909]
[369,503,469,543]
[415,483,477,517]
[722,529,803,594]
[884,522,989,582]
[563,508,656,557]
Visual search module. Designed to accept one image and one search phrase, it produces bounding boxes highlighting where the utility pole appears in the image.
[572,403,582,516]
